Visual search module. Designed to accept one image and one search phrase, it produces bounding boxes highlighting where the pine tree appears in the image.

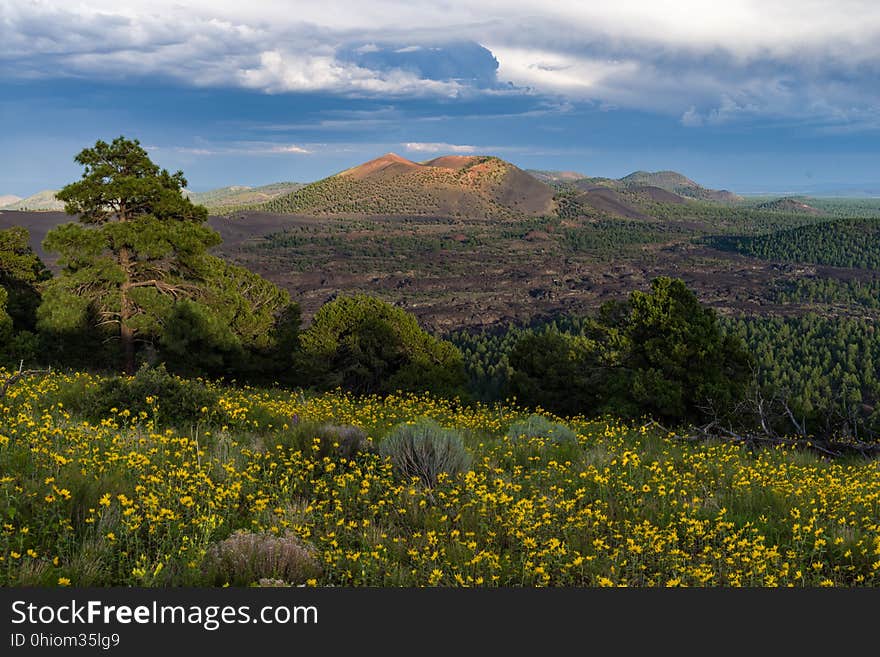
[0,227,50,362]
[619,277,752,422]
[42,137,219,373]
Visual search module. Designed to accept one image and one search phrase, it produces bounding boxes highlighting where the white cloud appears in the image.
[174,147,216,156]
[237,50,462,96]
[4,1,880,126]
[149,142,313,156]
[491,47,640,94]
[270,144,312,154]
[680,107,703,127]
[404,142,477,153]
[10,1,875,61]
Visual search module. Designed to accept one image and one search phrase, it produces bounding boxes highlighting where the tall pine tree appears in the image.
[42,137,219,373]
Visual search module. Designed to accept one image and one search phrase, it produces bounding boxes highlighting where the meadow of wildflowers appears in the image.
[2,369,879,587]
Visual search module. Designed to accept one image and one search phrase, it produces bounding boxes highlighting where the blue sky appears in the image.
[2,1,880,196]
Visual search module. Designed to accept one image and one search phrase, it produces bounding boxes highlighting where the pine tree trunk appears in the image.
[119,246,135,375]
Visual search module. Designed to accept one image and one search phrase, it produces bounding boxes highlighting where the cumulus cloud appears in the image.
[404,142,477,153]
[0,2,468,97]
[237,50,462,96]
[492,47,640,94]
[4,1,880,127]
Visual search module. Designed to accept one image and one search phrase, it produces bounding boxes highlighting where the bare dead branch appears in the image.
[0,360,52,400]
[646,418,879,459]
[781,398,806,438]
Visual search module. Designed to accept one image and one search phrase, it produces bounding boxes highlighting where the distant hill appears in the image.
[755,197,824,215]
[0,184,303,213]
[565,185,652,220]
[626,185,689,205]
[261,153,556,219]
[562,177,690,218]
[1,190,64,211]
[525,168,739,203]
[524,168,738,220]
[527,170,588,185]
[619,170,741,202]
[185,182,303,209]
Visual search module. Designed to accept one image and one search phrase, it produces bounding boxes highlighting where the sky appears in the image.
[2,1,880,196]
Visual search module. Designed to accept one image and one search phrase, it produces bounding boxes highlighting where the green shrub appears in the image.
[297,294,466,396]
[507,331,603,416]
[505,278,752,424]
[378,419,471,487]
[506,414,578,445]
[63,363,219,428]
[201,530,322,586]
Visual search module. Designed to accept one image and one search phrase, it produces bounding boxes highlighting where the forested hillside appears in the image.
[708,218,880,268]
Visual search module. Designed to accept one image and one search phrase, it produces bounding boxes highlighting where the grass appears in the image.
[2,369,880,587]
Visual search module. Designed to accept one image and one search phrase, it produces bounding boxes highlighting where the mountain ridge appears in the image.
[184,182,303,208]
[1,183,304,212]
[533,168,741,203]
[1,159,754,221]
[1,190,64,211]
